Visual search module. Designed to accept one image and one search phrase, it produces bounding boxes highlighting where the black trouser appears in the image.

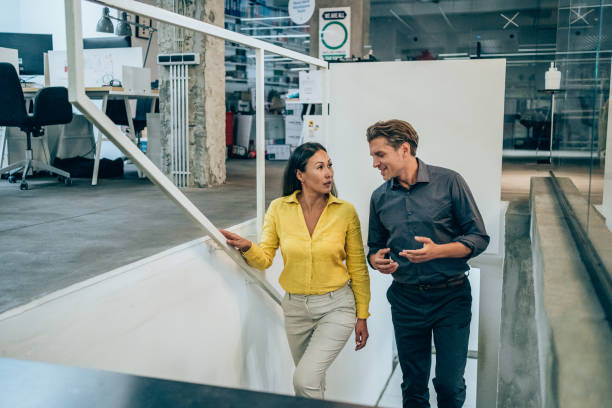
[387,278,472,408]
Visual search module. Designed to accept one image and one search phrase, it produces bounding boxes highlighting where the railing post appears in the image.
[64,0,84,102]
[256,47,265,239]
[321,65,329,147]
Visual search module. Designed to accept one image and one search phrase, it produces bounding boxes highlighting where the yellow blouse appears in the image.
[242,190,371,319]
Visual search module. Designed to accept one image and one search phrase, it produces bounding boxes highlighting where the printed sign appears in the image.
[288,0,315,25]
[319,7,351,61]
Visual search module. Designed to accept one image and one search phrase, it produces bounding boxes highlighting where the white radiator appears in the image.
[169,63,190,187]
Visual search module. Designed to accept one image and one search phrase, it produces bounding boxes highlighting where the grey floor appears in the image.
[0,158,603,315]
[0,160,285,313]
[377,356,478,408]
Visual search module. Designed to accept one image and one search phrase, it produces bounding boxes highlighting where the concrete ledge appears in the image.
[497,199,540,408]
[554,177,612,272]
[530,177,612,408]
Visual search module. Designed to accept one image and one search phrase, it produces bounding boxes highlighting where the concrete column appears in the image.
[156,0,226,187]
[309,0,370,59]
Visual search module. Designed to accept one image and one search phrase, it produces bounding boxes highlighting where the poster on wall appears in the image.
[319,7,351,61]
[288,0,315,24]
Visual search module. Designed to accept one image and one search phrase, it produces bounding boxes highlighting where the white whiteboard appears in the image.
[48,47,142,87]
[326,59,506,255]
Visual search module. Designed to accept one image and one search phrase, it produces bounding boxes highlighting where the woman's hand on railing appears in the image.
[219,229,252,253]
[355,318,369,351]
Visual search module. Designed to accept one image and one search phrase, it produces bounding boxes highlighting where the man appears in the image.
[366,119,489,408]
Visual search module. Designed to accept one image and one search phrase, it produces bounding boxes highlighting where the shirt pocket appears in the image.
[431,200,453,222]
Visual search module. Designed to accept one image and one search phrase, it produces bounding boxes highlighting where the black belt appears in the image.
[399,274,467,291]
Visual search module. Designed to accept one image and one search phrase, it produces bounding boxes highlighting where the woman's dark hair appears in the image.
[282,142,337,197]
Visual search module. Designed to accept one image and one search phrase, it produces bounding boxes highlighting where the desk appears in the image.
[23,87,159,184]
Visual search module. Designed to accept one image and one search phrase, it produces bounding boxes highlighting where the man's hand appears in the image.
[219,229,252,252]
[399,236,439,263]
[369,248,398,274]
[355,319,369,351]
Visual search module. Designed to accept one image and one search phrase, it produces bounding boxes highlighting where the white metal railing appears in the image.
[65,0,329,304]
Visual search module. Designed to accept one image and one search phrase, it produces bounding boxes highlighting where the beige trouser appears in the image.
[281,284,357,399]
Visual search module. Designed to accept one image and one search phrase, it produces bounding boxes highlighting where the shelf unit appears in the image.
[223,2,312,152]
[224,11,310,98]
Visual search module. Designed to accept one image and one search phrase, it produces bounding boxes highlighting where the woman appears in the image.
[220,142,370,399]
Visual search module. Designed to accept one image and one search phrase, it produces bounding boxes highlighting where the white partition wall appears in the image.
[326,59,506,255]
[325,59,506,406]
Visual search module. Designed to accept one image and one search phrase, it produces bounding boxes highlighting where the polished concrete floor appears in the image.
[378,356,478,408]
[0,160,285,313]
[0,158,604,314]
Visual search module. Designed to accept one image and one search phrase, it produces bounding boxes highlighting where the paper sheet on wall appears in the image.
[299,70,323,104]
[47,47,142,87]
[285,116,303,146]
[301,115,324,145]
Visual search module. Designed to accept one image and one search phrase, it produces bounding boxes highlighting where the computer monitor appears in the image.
[0,33,52,75]
[83,36,131,49]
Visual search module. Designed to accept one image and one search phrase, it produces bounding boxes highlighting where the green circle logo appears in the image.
[321,21,348,50]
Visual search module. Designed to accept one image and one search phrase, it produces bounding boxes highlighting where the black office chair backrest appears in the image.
[132,98,160,133]
[105,99,130,126]
[0,62,27,127]
[134,98,159,120]
[33,87,73,126]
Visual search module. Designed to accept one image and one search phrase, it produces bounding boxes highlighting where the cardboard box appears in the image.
[266,144,291,160]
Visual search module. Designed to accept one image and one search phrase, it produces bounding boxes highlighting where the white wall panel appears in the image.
[326,59,506,255]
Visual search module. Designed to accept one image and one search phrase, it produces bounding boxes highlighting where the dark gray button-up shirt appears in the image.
[367,158,490,284]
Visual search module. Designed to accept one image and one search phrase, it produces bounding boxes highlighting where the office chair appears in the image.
[0,63,73,190]
[132,98,159,148]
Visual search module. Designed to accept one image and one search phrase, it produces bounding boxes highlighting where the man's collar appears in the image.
[283,190,342,204]
[391,158,430,190]
[415,158,430,183]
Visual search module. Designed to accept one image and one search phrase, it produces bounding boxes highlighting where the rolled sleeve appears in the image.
[345,209,371,319]
[451,174,490,258]
[366,195,388,268]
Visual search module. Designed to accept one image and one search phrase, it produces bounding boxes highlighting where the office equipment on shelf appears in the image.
[0,63,72,190]
[0,33,52,75]
[0,47,19,74]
